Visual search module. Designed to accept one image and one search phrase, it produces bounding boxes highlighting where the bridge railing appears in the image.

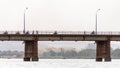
[0,31,120,35]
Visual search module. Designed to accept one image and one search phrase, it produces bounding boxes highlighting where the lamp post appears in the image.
[23,7,28,34]
[95,9,100,34]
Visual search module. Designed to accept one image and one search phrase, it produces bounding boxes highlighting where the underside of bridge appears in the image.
[96,40,111,62]
[23,40,111,62]
[24,40,38,61]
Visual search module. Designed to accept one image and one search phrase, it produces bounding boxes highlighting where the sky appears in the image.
[0,0,120,51]
[0,0,120,31]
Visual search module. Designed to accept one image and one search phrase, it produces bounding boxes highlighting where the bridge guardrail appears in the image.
[0,31,120,35]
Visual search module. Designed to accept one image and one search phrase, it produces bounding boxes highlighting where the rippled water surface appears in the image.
[0,59,120,68]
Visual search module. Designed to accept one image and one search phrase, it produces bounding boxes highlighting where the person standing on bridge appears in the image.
[91,31,95,34]
[32,31,34,34]
[54,31,57,35]
[36,30,38,34]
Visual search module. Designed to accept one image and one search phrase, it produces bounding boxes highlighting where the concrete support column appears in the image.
[104,41,111,61]
[96,41,103,61]
[32,41,38,61]
[96,41,111,62]
[24,40,38,61]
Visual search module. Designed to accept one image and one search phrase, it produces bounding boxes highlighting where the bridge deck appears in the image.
[0,31,120,41]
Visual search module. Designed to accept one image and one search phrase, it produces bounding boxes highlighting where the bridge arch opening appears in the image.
[38,41,96,59]
[110,41,120,59]
[0,41,24,58]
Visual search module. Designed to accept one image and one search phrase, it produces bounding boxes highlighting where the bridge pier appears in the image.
[96,41,111,62]
[24,40,38,61]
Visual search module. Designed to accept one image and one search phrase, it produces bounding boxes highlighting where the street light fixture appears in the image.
[95,9,100,34]
[23,7,28,34]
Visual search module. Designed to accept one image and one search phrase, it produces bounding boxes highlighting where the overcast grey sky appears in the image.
[0,0,120,51]
[0,0,120,31]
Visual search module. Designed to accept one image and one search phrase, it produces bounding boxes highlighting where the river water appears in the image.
[0,59,119,68]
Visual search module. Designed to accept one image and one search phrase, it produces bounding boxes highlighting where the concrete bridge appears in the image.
[1,31,120,62]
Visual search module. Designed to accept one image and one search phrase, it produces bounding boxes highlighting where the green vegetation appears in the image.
[0,48,120,59]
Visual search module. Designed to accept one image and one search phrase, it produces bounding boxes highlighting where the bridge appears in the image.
[1,31,120,62]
